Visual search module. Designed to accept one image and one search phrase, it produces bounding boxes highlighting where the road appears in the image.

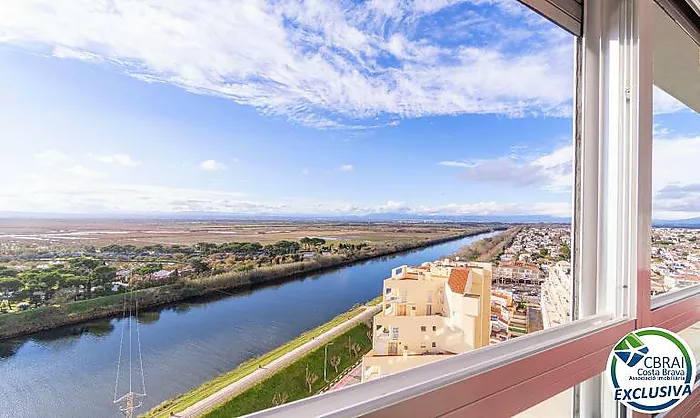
[176,304,381,417]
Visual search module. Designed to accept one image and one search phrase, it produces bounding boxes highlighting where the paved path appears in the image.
[330,363,363,391]
[177,304,381,417]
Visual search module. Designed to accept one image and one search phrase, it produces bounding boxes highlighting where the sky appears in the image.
[0,0,697,220]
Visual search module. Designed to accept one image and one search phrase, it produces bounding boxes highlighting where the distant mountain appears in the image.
[5,210,700,227]
[653,217,700,228]
[0,210,571,224]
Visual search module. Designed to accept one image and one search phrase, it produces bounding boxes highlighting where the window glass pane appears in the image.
[651,1,700,298]
[0,1,577,417]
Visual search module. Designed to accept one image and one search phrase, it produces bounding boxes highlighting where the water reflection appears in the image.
[138,311,161,325]
[0,232,497,418]
[0,341,20,359]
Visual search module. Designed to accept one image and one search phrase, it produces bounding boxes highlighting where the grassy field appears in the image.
[144,296,380,418]
[0,219,488,247]
[204,323,372,418]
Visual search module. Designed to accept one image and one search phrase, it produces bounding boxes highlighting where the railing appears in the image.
[242,313,622,418]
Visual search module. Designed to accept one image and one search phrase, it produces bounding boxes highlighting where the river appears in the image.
[0,231,497,418]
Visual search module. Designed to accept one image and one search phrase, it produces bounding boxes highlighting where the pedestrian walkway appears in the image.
[177,304,381,417]
[330,363,363,391]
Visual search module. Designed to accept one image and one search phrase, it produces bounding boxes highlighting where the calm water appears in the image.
[0,232,497,418]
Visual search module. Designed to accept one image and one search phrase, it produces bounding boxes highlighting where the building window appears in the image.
[431,342,436,348]
[420,342,426,349]
[385,288,391,295]
[426,304,432,315]
[432,326,437,332]
[421,326,426,332]
[391,327,399,340]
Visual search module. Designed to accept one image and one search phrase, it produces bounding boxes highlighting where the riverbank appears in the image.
[205,323,372,418]
[0,228,501,340]
[146,297,381,418]
[452,226,522,262]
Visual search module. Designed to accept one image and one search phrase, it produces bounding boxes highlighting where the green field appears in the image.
[144,296,381,418]
[205,323,372,417]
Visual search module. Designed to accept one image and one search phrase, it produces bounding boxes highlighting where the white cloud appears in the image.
[438,161,471,168]
[654,86,689,115]
[0,172,573,216]
[305,200,571,217]
[34,150,70,165]
[301,168,310,175]
[0,179,250,213]
[376,200,411,213]
[651,131,700,218]
[440,145,573,192]
[339,164,354,172]
[65,164,108,179]
[0,0,575,129]
[437,122,700,219]
[92,153,140,166]
[199,160,227,171]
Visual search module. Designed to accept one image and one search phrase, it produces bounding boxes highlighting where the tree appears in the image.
[195,242,218,255]
[0,277,23,293]
[300,237,312,250]
[91,266,117,286]
[330,356,341,373]
[68,258,103,275]
[305,365,319,393]
[539,248,549,258]
[559,245,571,261]
[0,267,18,277]
[366,329,373,342]
[351,342,362,357]
[189,258,210,274]
[64,275,87,289]
[38,271,62,289]
[271,392,289,407]
[135,263,162,275]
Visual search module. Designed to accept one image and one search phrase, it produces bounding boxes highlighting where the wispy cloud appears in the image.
[301,168,310,175]
[199,159,227,171]
[438,161,471,168]
[35,150,71,165]
[440,145,573,192]
[339,164,354,172]
[0,0,576,129]
[91,153,140,166]
[654,86,690,115]
[65,164,108,179]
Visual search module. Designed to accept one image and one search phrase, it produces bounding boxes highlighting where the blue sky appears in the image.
[0,0,697,219]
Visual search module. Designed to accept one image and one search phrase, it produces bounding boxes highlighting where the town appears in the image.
[358,225,700,383]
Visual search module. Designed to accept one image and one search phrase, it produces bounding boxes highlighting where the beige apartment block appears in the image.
[362,259,492,382]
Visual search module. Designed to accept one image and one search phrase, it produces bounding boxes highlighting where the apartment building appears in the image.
[493,261,542,285]
[541,261,571,329]
[362,259,491,381]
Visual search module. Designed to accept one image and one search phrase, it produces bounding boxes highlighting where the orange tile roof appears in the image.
[448,267,470,294]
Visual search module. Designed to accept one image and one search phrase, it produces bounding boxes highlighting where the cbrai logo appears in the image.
[607,327,697,413]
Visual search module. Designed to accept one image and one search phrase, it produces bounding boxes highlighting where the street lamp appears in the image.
[324,342,334,382]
